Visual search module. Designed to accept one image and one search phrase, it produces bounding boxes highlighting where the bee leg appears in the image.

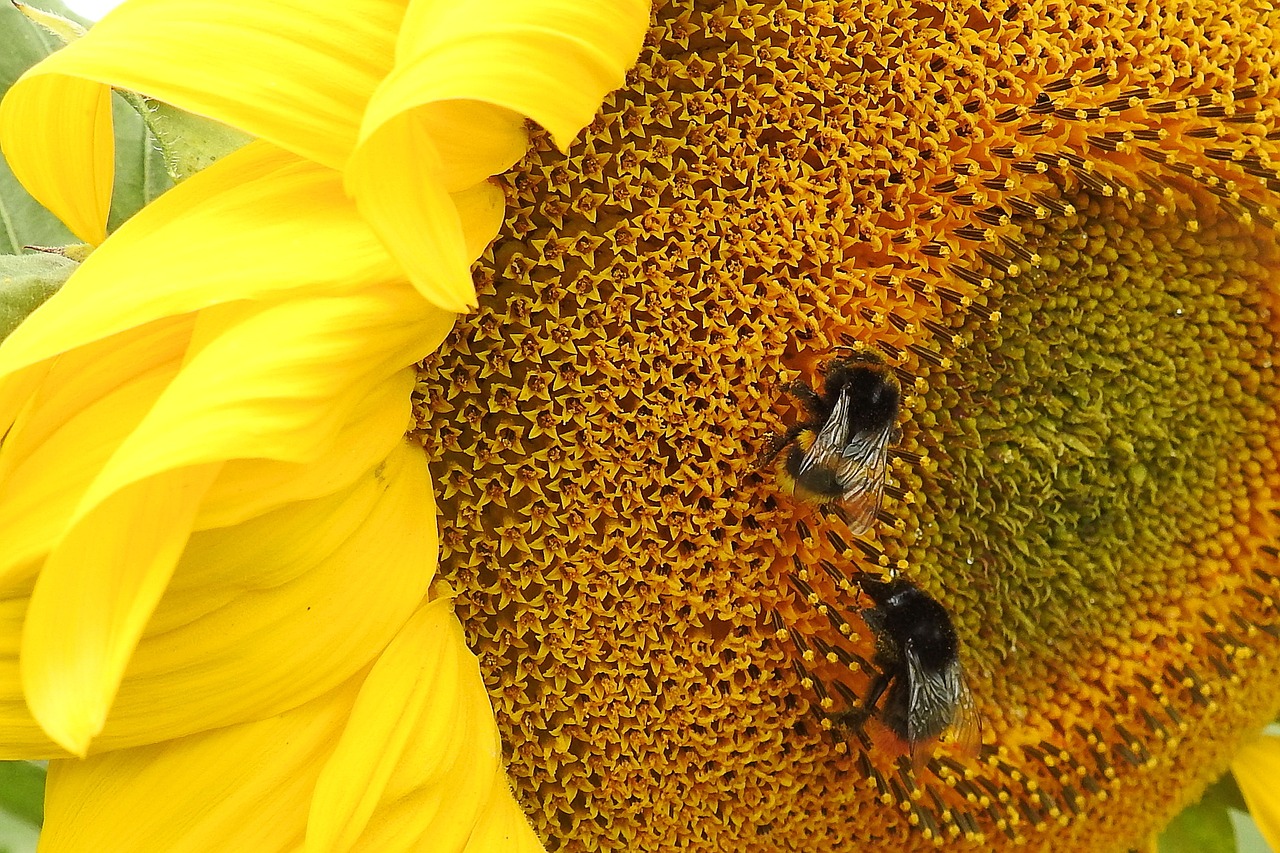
[833,716,874,753]
[756,423,806,467]
[784,379,825,416]
[861,669,892,715]
[833,668,892,738]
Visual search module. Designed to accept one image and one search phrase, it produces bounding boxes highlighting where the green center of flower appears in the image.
[895,190,1280,702]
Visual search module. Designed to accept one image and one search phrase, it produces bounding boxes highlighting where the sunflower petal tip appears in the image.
[37,712,98,760]
[416,281,475,315]
[429,578,458,601]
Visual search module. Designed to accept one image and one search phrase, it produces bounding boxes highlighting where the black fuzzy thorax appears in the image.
[823,360,900,436]
[860,578,958,673]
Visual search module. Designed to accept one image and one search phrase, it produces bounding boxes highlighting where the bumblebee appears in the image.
[838,575,981,760]
[763,352,901,534]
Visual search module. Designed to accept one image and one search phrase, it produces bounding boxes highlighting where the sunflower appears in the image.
[412,0,1280,849]
[0,0,646,848]
[3,0,1279,849]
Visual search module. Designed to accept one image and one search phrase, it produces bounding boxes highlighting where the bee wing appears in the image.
[793,386,855,478]
[904,646,967,746]
[945,670,984,758]
[835,421,893,534]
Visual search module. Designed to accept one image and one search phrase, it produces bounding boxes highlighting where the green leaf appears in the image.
[119,94,253,183]
[1216,770,1249,813]
[0,761,44,828]
[0,251,77,341]
[1159,773,1243,853]
[106,92,175,234]
[0,0,173,253]
[0,810,39,853]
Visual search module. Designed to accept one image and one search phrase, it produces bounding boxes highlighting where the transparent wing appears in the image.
[945,665,983,757]
[834,420,893,534]
[792,386,893,530]
[794,386,854,478]
[904,646,966,745]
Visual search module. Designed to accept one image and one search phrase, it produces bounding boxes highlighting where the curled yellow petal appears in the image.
[346,120,477,312]
[306,591,505,851]
[0,599,61,756]
[40,679,363,853]
[10,283,439,753]
[0,316,192,586]
[0,0,404,238]
[0,74,113,244]
[197,370,414,530]
[0,428,437,757]
[462,777,545,853]
[451,181,509,260]
[0,134,456,754]
[0,142,412,385]
[22,463,221,755]
[102,439,437,751]
[392,0,650,151]
[40,592,524,852]
[346,0,649,311]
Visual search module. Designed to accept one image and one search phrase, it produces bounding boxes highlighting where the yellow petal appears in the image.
[40,593,524,851]
[361,93,527,195]
[0,316,192,586]
[0,362,51,456]
[0,74,113,244]
[451,181,509,260]
[102,439,437,751]
[84,287,435,499]
[0,280,435,578]
[346,118,476,312]
[22,463,222,755]
[0,438,436,757]
[14,282,438,754]
[0,140,449,578]
[393,0,650,151]
[306,591,523,852]
[0,0,404,233]
[345,0,649,311]
[1232,733,1280,852]
[197,369,415,529]
[0,599,62,756]
[462,777,545,853]
[0,142,411,385]
[40,678,363,852]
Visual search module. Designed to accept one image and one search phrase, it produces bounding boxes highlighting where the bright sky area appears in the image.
[64,0,120,20]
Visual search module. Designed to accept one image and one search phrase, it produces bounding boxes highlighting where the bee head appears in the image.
[857,576,959,670]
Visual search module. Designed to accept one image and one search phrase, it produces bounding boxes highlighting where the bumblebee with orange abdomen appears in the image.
[762,352,902,534]
[836,573,982,763]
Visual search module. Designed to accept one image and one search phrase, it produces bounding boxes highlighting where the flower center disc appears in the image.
[415,0,1280,847]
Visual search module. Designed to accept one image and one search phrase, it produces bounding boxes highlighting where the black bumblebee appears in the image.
[763,352,901,534]
[839,575,980,759]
